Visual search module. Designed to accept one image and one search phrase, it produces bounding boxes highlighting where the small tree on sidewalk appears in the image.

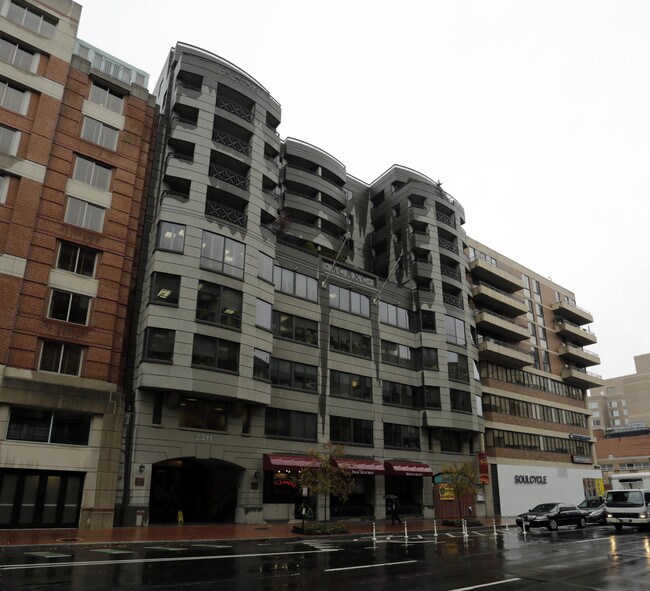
[441,461,479,519]
[295,442,355,523]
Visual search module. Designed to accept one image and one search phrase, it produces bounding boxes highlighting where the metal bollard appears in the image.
[493,518,498,537]
[433,518,438,539]
[372,521,377,544]
[504,517,509,531]
[404,520,408,544]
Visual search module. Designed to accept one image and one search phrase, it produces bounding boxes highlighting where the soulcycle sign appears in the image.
[514,474,548,485]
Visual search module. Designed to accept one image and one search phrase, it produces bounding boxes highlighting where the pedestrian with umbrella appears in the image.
[385,494,401,526]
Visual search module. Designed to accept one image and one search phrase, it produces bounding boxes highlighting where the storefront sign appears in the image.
[514,475,547,484]
[477,452,489,484]
[438,483,455,500]
[322,262,375,287]
[572,455,594,464]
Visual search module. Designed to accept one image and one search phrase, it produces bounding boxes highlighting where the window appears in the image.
[0,80,27,113]
[274,266,318,301]
[64,197,104,232]
[450,389,472,413]
[423,386,441,409]
[56,242,97,277]
[378,301,411,329]
[88,82,123,114]
[179,397,227,431]
[144,328,175,362]
[330,370,372,401]
[273,311,318,345]
[157,221,185,252]
[0,125,19,155]
[329,284,370,317]
[152,392,163,425]
[330,326,371,357]
[201,231,245,279]
[39,341,83,375]
[6,1,57,37]
[257,251,274,283]
[48,290,91,325]
[265,408,317,441]
[384,423,420,449]
[150,273,180,306]
[7,407,90,445]
[271,359,318,391]
[444,315,466,345]
[191,334,239,372]
[73,156,111,191]
[81,117,118,150]
[255,299,272,330]
[448,351,469,382]
[0,36,35,70]
[440,430,463,453]
[381,340,414,367]
[253,349,271,380]
[416,347,438,370]
[330,416,373,446]
[196,282,242,328]
[420,310,436,332]
[382,381,416,408]
[0,174,8,204]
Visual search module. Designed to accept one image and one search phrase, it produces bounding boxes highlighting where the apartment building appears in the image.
[471,239,604,514]
[0,0,155,529]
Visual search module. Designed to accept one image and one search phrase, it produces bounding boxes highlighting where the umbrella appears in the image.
[384,494,398,500]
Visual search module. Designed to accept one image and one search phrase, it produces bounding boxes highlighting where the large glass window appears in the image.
[271,359,318,391]
[329,284,370,317]
[265,408,317,441]
[257,251,274,283]
[150,273,180,306]
[382,381,416,408]
[0,36,35,70]
[448,351,469,382]
[416,347,438,370]
[450,389,472,413]
[56,242,97,277]
[73,156,111,191]
[440,431,463,453]
[272,311,318,345]
[201,231,245,279]
[381,340,414,367]
[64,197,104,232]
[0,80,27,113]
[378,301,411,329]
[384,423,420,449]
[6,1,57,37]
[144,328,175,362]
[330,370,372,401]
[274,266,318,301]
[157,221,185,253]
[48,290,90,325]
[7,407,91,445]
[196,282,242,328]
[255,299,272,330]
[253,349,271,380]
[444,315,466,345]
[330,326,371,357]
[39,341,83,375]
[88,82,123,114]
[0,125,19,155]
[179,397,227,431]
[330,416,373,446]
[81,117,118,150]
[191,335,239,372]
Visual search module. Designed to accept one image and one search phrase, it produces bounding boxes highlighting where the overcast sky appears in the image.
[78,0,649,380]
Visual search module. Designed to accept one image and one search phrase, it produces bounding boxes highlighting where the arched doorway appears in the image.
[149,458,242,524]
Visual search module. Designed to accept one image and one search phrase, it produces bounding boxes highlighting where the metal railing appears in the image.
[474,308,528,328]
[212,129,251,156]
[216,95,254,123]
[436,211,456,228]
[553,317,595,334]
[441,265,461,281]
[443,293,464,309]
[205,200,247,228]
[209,164,249,190]
[438,238,459,254]
[553,298,592,317]
[472,281,525,304]
[478,335,532,355]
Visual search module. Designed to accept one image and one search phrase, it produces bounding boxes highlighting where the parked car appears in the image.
[516,502,587,531]
[577,497,607,525]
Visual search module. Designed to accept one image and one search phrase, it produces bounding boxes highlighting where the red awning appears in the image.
[384,460,433,477]
[263,454,315,471]
[333,458,385,475]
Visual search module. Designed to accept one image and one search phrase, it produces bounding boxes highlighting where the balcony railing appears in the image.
[478,335,531,355]
[473,281,525,304]
[209,164,249,190]
[438,238,459,254]
[212,129,251,156]
[443,293,464,309]
[436,211,456,228]
[441,265,461,281]
[475,308,528,328]
[217,95,254,123]
[205,200,247,228]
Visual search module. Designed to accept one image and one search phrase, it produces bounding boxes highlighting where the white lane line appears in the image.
[325,559,417,572]
[0,548,339,571]
[448,578,521,591]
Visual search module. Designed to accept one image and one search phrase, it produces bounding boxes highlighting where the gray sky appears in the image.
[78,0,649,379]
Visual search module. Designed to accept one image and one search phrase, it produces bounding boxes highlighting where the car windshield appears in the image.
[530,503,558,512]
[606,490,644,507]
[578,499,601,509]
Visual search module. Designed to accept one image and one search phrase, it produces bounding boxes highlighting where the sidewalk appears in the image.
[0,518,505,548]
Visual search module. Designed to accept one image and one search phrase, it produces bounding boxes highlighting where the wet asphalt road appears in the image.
[1,524,650,590]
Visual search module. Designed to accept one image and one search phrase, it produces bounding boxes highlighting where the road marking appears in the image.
[144,546,188,551]
[448,578,521,590]
[325,559,417,572]
[90,549,134,555]
[24,552,71,558]
[0,548,339,571]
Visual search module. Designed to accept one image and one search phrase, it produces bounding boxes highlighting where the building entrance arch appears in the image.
[149,458,242,524]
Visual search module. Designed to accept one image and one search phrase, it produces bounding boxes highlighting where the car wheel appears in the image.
[614,524,623,532]
[547,518,558,531]
[577,517,587,529]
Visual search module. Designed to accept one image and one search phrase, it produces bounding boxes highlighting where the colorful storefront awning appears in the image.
[333,458,385,475]
[262,454,315,471]
[384,460,433,477]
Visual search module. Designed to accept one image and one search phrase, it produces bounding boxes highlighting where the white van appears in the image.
[606,473,650,531]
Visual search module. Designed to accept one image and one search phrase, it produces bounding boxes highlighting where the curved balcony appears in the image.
[474,309,530,341]
[284,192,347,234]
[208,164,249,191]
[412,259,434,278]
[477,336,533,368]
[410,231,431,250]
[559,344,600,367]
[551,299,593,326]
[284,137,346,186]
[472,282,527,317]
[469,256,523,293]
[554,319,597,347]
[284,167,347,209]
[287,219,345,253]
[561,366,604,388]
[212,128,251,156]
